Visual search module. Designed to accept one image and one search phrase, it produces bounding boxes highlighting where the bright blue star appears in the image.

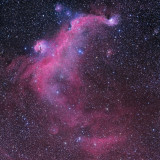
[78,49,84,55]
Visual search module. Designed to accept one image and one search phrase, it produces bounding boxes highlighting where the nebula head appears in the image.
[105,14,120,26]
[34,40,48,54]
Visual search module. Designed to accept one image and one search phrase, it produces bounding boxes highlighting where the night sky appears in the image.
[0,0,160,160]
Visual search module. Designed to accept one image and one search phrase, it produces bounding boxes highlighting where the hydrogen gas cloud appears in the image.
[0,1,160,160]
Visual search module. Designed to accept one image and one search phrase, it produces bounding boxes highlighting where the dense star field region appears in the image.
[0,0,160,160]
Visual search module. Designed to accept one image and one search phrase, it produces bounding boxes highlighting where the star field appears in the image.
[0,0,160,160]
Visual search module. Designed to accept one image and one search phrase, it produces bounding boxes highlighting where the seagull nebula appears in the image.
[0,1,159,160]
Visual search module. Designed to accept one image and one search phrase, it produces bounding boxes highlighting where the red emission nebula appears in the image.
[0,5,159,160]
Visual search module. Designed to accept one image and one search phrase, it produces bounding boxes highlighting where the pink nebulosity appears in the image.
[70,15,107,33]
[34,40,48,54]
[6,13,131,159]
[81,136,125,156]
[106,14,120,26]
[29,14,111,103]
[9,14,123,130]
